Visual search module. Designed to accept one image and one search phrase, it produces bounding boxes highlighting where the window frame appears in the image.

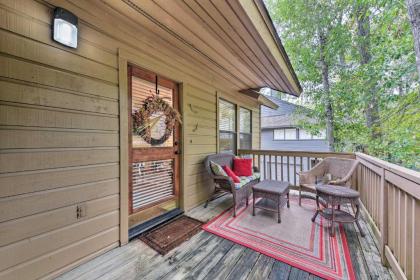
[273,128,285,140]
[273,128,298,141]
[218,98,237,153]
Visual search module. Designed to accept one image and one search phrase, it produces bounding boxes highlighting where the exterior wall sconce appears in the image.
[52,7,78,48]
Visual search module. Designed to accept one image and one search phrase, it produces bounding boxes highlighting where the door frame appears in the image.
[127,65,180,216]
[118,49,184,245]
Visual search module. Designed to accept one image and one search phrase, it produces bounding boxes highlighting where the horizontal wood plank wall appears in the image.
[0,1,120,279]
[182,86,261,210]
[0,0,262,278]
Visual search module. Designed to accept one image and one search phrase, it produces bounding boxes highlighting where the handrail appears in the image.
[239,149,355,159]
[237,149,420,280]
[356,152,420,185]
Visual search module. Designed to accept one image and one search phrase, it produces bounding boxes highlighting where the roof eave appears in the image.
[239,89,279,109]
[246,0,303,96]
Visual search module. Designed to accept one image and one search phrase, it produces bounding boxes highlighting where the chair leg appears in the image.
[311,195,320,222]
[299,186,302,206]
[204,198,210,208]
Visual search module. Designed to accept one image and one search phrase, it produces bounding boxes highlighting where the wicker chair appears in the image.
[298,157,359,206]
[204,153,260,217]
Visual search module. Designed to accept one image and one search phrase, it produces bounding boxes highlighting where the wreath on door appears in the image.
[132,95,182,145]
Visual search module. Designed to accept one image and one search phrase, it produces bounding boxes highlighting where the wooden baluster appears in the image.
[300,156,303,172]
[287,156,290,184]
[379,166,387,264]
[275,156,278,181]
[257,154,260,172]
[299,156,303,185]
[280,156,284,181]
[413,198,420,280]
[307,157,310,171]
[264,155,267,180]
[293,156,297,186]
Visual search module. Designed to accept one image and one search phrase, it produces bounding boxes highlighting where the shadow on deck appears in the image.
[57,194,394,280]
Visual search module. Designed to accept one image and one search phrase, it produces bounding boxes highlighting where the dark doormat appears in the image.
[140,215,203,255]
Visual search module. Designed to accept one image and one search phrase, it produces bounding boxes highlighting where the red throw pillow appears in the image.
[233,158,252,176]
[223,166,240,183]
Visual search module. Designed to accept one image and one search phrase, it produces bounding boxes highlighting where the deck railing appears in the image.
[355,152,420,280]
[237,149,355,187]
[238,149,420,280]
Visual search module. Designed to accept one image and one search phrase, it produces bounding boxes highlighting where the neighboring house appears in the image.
[261,96,329,152]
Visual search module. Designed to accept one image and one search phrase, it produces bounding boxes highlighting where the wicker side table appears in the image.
[312,184,365,237]
[252,180,290,223]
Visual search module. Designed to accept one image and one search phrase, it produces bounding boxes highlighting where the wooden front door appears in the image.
[128,65,180,228]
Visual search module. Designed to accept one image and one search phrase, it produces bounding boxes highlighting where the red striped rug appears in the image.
[203,196,355,280]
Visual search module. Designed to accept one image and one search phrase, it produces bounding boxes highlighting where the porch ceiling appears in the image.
[79,0,301,97]
[46,0,300,99]
[126,0,300,95]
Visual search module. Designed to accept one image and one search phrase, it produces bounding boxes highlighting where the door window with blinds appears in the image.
[219,99,236,153]
[131,76,174,148]
[239,107,252,149]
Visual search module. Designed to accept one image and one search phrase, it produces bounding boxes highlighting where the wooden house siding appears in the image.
[0,0,265,279]
[0,1,120,279]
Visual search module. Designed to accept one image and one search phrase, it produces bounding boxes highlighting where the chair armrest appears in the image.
[214,175,235,192]
[329,171,354,186]
[330,160,359,186]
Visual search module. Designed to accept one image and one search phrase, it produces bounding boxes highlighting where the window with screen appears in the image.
[284,128,297,140]
[219,99,236,153]
[239,107,252,149]
[273,129,284,140]
[273,128,297,140]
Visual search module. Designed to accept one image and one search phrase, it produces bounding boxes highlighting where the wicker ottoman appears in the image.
[252,180,290,223]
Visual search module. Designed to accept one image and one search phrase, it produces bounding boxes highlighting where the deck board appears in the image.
[58,195,394,280]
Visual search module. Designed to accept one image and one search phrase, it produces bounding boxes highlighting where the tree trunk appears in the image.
[319,31,335,151]
[407,0,420,78]
[356,4,381,139]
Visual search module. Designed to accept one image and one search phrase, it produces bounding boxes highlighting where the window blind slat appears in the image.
[219,99,236,152]
[239,107,251,149]
[219,100,236,132]
[239,108,251,133]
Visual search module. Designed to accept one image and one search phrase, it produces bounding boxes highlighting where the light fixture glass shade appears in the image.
[53,19,77,48]
[52,8,78,48]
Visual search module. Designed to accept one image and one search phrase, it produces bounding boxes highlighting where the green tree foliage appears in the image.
[267,0,419,170]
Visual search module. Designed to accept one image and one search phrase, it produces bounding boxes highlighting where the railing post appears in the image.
[379,167,388,265]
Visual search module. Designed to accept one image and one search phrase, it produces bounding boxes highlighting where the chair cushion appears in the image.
[223,166,240,183]
[235,172,261,189]
[210,161,227,177]
[233,158,252,176]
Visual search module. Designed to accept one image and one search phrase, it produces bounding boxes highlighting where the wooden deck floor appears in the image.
[57,195,394,280]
